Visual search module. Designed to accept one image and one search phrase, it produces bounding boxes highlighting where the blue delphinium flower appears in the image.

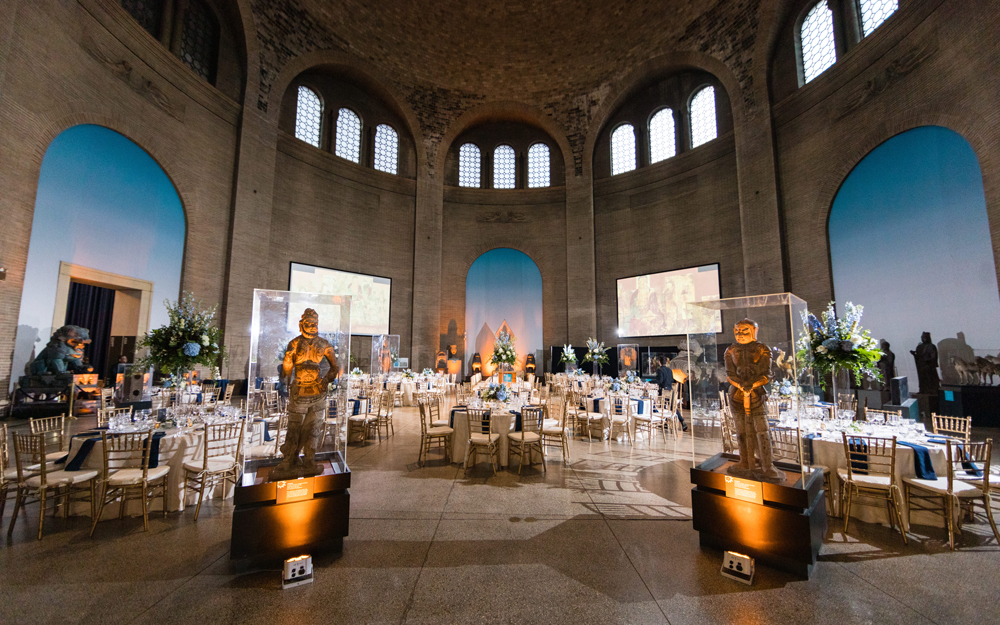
[182,342,201,357]
[840,340,854,352]
[497,388,507,402]
[821,338,840,350]
[611,381,621,392]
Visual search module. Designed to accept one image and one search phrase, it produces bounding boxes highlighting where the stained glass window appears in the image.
[860,0,898,37]
[459,144,481,188]
[611,124,636,175]
[294,86,322,148]
[178,0,218,83]
[374,124,398,174]
[527,143,550,188]
[649,108,677,164]
[494,145,516,189]
[120,0,164,37]
[689,87,717,148]
[801,1,837,84]
[335,108,362,163]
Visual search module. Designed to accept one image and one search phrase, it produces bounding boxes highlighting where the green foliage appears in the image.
[135,292,227,379]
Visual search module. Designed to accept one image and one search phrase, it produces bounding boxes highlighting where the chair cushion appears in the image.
[584,413,603,421]
[425,426,454,436]
[470,432,500,444]
[4,462,57,480]
[542,419,559,429]
[541,427,565,436]
[26,469,99,488]
[348,415,373,422]
[108,465,170,485]
[183,456,237,474]
[837,468,892,489]
[431,419,449,428]
[45,451,68,462]
[903,476,984,497]
[248,445,277,457]
[508,432,541,443]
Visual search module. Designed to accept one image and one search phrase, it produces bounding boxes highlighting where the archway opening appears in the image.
[829,126,1000,391]
[12,124,185,386]
[465,248,543,378]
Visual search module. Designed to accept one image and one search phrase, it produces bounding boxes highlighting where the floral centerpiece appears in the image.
[135,292,227,386]
[421,368,434,376]
[490,331,517,370]
[581,338,610,375]
[481,382,510,404]
[605,377,625,393]
[402,369,415,379]
[350,367,364,376]
[797,302,882,391]
[777,379,798,398]
[559,344,577,366]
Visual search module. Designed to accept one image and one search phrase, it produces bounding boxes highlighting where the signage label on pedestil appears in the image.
[724,475,763,505]
[276,477,315,504]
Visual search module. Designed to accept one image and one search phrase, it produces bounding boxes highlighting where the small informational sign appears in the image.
[397,358,408,368]
[276,477,315,504]
[724,475,763,505]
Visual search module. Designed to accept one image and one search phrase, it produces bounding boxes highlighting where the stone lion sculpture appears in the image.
[29,325,93,375]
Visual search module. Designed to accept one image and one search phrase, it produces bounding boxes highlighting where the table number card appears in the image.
[724,475,763,505]
[276,477,315,504]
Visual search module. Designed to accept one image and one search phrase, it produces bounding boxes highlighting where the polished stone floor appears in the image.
[1,402,998,624]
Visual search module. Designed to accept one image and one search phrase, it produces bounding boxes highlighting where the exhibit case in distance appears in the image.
[115,364,152,404]
[370,334,400,375]
[232,289,352,561]
[617,344,639,376]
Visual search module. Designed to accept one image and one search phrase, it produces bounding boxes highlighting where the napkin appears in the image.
[896,441,937,480]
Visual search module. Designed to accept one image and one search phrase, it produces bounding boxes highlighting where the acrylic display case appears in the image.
[233,289,352,561]
[370,334,400,375]
[114,364,153,404]
[617,344,639,376]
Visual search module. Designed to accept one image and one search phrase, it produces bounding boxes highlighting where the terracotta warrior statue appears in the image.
[725,318,784,482]
[272,308,339,479]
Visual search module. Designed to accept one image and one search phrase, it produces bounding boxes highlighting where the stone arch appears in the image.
[436,101,573,183]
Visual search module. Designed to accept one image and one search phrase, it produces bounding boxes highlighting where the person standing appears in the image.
[656,356,687,431]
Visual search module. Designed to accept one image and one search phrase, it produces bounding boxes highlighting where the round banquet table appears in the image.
[578,396,653,441]
[806,429,951,530]
[449,408,543,469]
[63,426,231,516]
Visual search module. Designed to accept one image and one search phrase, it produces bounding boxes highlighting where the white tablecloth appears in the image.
[449,408,543,469]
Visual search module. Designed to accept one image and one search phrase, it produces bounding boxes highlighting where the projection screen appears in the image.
[289,262,391,335]
[616,264,722,336]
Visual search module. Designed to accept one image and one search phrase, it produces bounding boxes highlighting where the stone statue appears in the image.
[29,325,93,375]
[911,331,940,394]
[272,308,339,479]
[725,318,784,482]
[877,339,895,390]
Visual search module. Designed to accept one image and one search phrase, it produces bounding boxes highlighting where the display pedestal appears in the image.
[690,453,826,579]
[938,385,1000,428]
[231,453,351,562]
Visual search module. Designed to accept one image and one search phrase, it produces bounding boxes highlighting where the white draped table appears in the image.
[448,407,543,469]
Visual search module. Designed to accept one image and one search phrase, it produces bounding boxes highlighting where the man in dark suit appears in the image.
[656,356,687,431]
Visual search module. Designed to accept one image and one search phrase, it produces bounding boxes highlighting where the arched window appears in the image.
[493,145,516,189]
[689,87,717,148]
[178,0,219,83]
[335,108,362,163]
[527,143,550,188]
[860,0,898,36]
[294,86,322,148]
[801,1,837,84]
[648,108,677,164]
[120,0,165,37]
[459,143,481,188]
[611,124,636,175]
[373,125,398,174]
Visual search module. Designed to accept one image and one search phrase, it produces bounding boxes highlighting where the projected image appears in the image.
[289,263,391,335]
[617,264,722,336]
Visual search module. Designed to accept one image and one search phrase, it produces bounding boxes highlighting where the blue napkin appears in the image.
[847,437,869,475]
[349,398,362,416]
[252,418,272,441]
[511,406,540,432]
[65,431,164,471]
[802,432,821,465]
[956,444,984,477]
[897,441,937,480]
[449,406,466,428]
[634,400,645,415]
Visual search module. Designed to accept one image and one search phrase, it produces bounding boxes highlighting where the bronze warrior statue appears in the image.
[725,318,784,482]
[272,308,340,479]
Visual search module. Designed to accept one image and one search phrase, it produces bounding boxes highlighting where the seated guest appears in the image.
[656,356,687,431]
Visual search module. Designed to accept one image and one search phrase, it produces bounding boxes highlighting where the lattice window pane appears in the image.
[336,108,362,163]
[689,87,717,148]
[611,124,636,175]
[459,144,481,188]
[494,145,516,189]
[860,0,898,36]
[178,0,218,83]
[295,87,322,148]
[649,108,676,164]
[120,0,164,37]
[374,124,398,174]
[801,1,837,83]
[527,143,550,188]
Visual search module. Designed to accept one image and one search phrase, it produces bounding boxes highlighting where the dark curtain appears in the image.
[65,281,115,381]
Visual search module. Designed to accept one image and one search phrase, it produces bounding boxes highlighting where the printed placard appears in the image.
[724,475,763,505]
[276,477,315,504]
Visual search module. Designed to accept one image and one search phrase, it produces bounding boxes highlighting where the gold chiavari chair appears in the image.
[91,430,170,535]
[0,424,14,521]
[541,393,570,461]
[606,394,633,445]
[249,412,287,458]
[422,393,449,428]
[931,414,972,444]
[720,405,739,454]
[839,433,907,544]
[99,387,114,410]
[633,394,666,443]
[769,425,835,515]
[578,393,604,442]
[508,406,546,474]
[8,433,98,540]
[97,406,133,429]
[375,389,396,440]
[417,396,453,467]
[29,415,70,462]
[183,420,245,520]
[221,383,235,406]
[464,408,499,475]
[347,395,378,444]
[904,438,998,550]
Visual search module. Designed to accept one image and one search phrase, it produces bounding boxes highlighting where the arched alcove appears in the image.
[829,126,1000,391]
[12,125,185,386]
[465,248,543,377]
